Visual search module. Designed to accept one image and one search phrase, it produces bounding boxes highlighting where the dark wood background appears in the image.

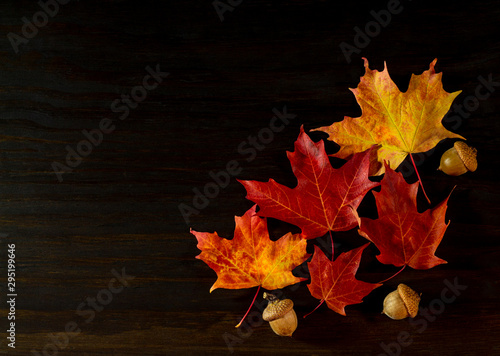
[0,0,499,355]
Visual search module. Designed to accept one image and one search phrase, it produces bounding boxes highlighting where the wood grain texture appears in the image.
[0,0,499,355]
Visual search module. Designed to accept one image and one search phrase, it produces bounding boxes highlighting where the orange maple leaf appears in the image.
[313,58,464,175]
[191,205,310,292]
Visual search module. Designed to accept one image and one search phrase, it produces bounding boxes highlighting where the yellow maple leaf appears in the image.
[313,58,464,175]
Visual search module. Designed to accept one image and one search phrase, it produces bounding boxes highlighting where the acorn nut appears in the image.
[262,292,297,337]
[382,284,421,320]
[438,141,477,176]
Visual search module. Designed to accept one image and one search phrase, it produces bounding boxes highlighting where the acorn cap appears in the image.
[454,141,478,172]
[262,298,294,322]
[397,284,420,318]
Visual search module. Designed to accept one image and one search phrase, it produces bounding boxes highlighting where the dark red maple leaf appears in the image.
[238,126,379,239]
[307,243,381,316]
[358,163,451,270]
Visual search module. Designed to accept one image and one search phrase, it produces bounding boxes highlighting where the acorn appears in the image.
[438,141,477,176]
[262,292,297,337]
[382,284,421,320]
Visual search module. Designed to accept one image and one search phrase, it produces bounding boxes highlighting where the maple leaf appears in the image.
[313,58,464,176]
[358,163,451,269]
[191,205,310,292]
[307,243,381,316]
[238,126,379,239]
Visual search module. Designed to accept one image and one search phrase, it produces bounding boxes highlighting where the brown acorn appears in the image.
[262,292,297,337]
[382,284,421,320]
[438,141,478,176]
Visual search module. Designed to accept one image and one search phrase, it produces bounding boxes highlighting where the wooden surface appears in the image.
[0,0,499,355]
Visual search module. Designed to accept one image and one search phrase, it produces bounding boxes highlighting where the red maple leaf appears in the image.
[307,243,381,316]
[238,126,379,239]
[358,163,451,270]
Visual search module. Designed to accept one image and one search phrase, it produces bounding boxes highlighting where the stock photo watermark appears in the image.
[5,237,16,349]
[339,0,409,63]
[30,267,134,356]
[378,277,468,356]
[399,72,498,177]
[178,105,296,225]
[212,0,243,22]
[443,73,499,130]
[7,0,76,54]
[51,64,169,182]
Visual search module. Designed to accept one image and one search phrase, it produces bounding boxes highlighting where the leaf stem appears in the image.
[329,230,334,261]
[409,154,431,204]
[377,265,406,284]
[303,299,325,319]
[235,285,261,328]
